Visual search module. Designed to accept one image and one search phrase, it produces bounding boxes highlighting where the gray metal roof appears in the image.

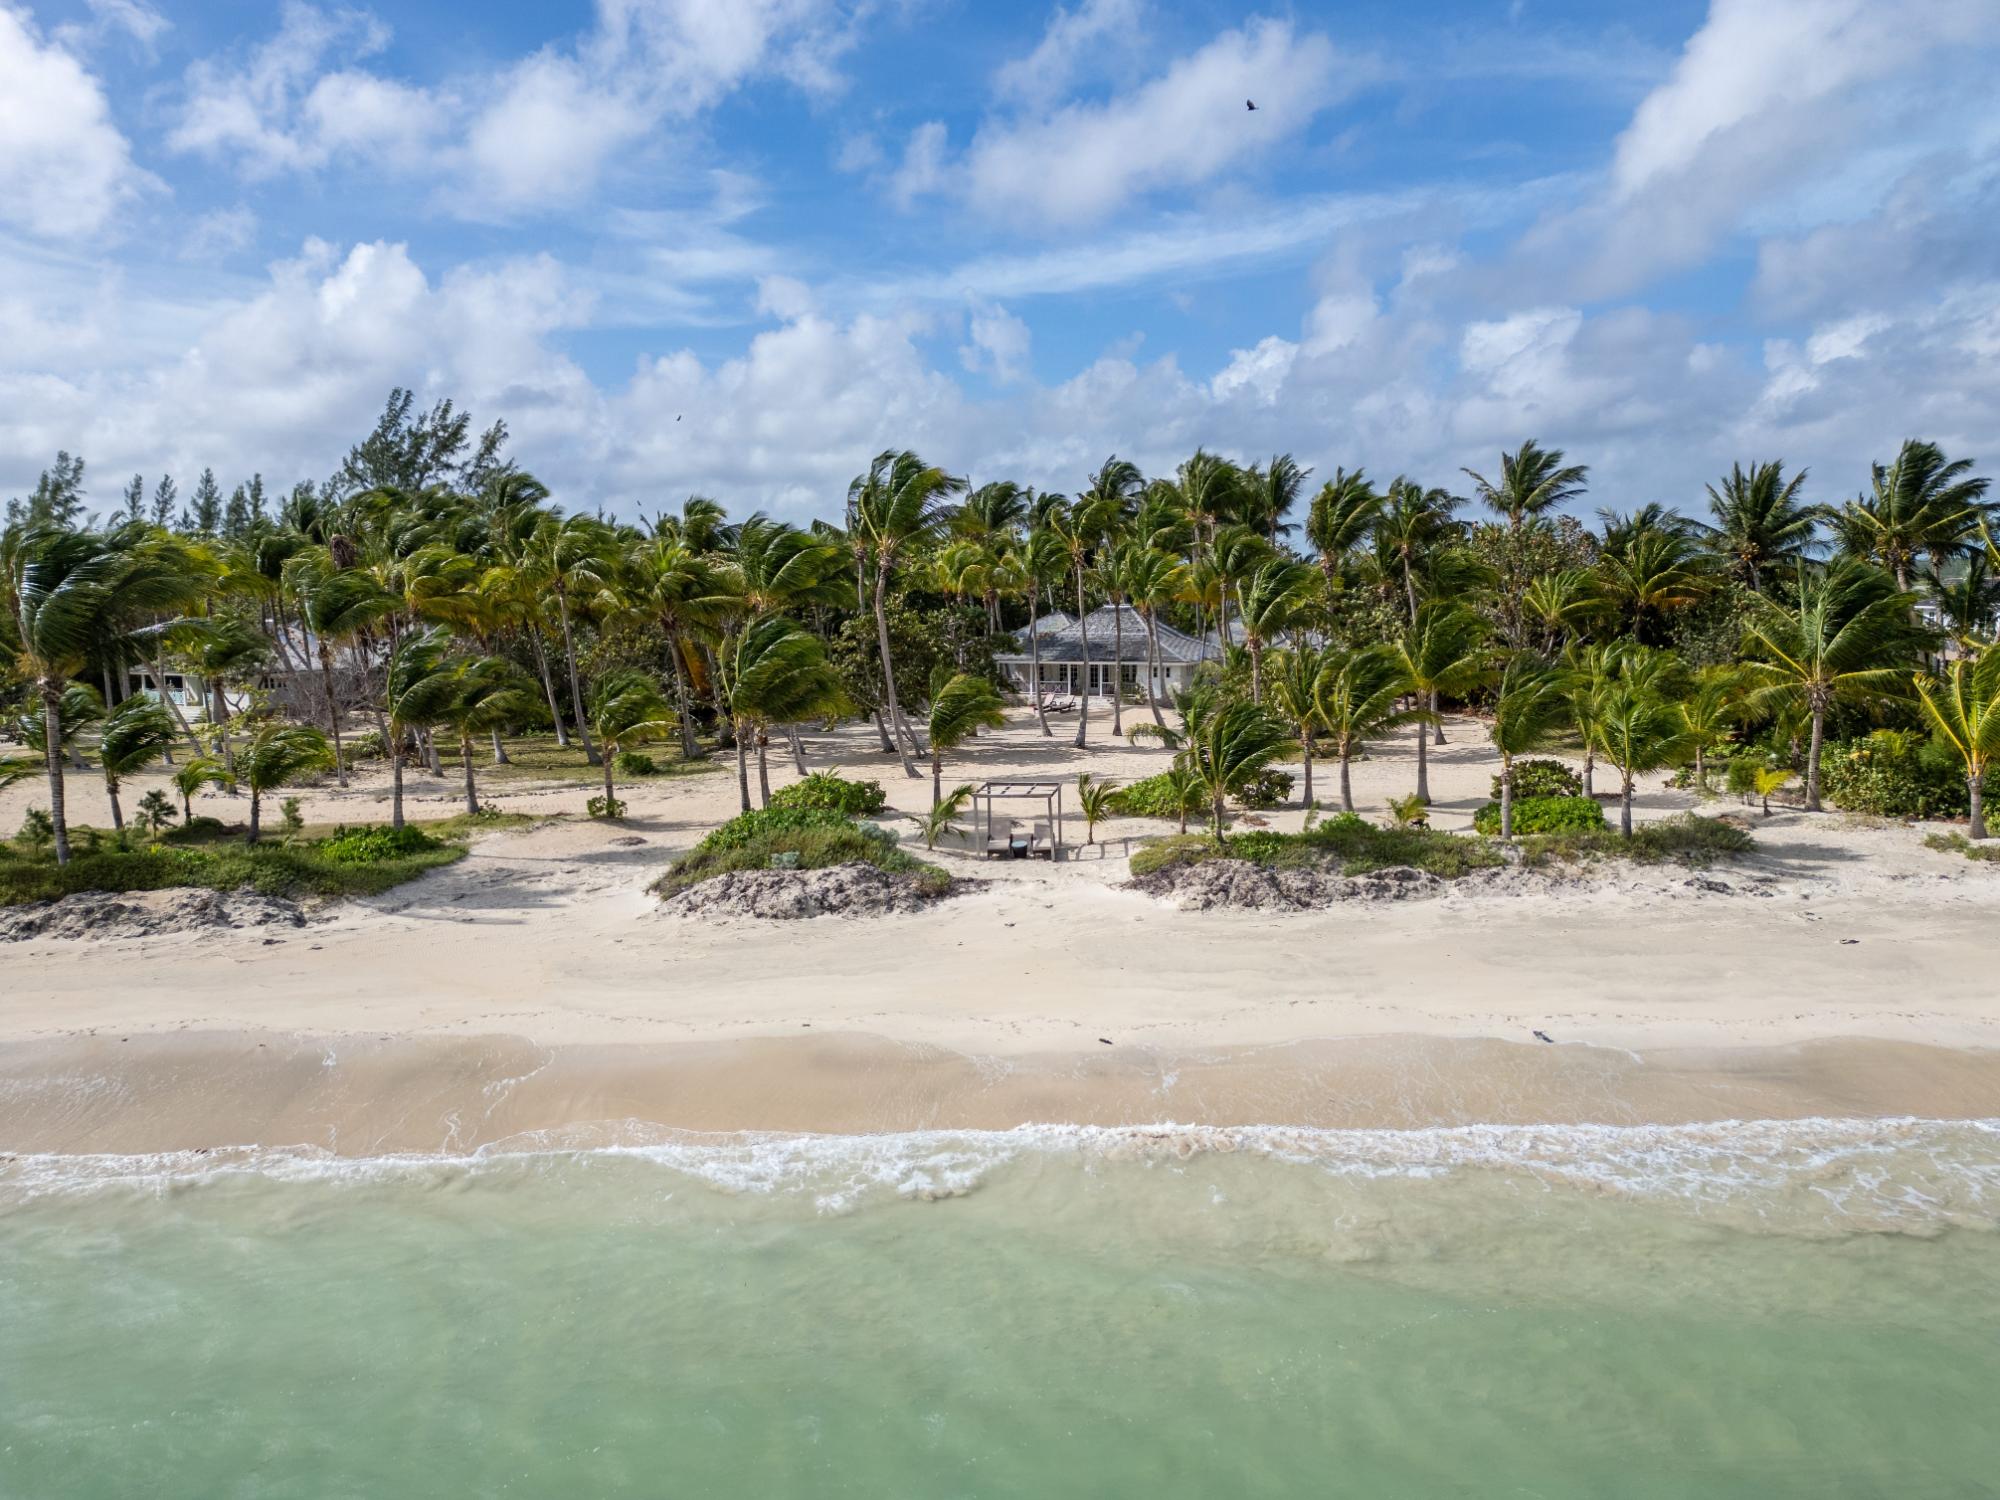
[997,605,1212,665]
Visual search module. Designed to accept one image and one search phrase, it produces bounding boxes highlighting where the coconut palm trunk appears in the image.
[1500,760,1515,840]
[1620,771,1636,837]
[1143,613,1166,729]
[391,735,406,829]
[1298,726,1313,808]
[248,786,263,844]
[491,728,509,766]
[756,733,773,807]
[1111,606,1125,736]
[602,753,618,814]
[318,644,348,787]
[39,682,71,865]
[788,725,809,776]
[1805,697,1827,811]
[734,718,753,812]
[1414,717,1430,804]
[1072,567,1091,750]
[1029,600,1051,736]
[667,639,699,761]
[871,567,922,777]
[460,731,481,815]
[1338,742,1355,813]
[528,629,569,747]
[1432,689,1445,746]
[555,589,599,766]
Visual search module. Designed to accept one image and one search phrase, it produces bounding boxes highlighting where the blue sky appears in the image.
[2,0,1996,524]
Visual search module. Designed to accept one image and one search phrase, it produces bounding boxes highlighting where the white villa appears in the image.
[995,604,1216,703]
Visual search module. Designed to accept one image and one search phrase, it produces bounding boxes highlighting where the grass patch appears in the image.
[1128,811,1752,879]
[1923,831,2000,863]
[653,806,948,896]
[0,809,535,907]
[468,735,720,785]
[1520,814,1755,869]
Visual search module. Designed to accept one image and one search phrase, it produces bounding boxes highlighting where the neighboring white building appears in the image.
[995,605,1214,702]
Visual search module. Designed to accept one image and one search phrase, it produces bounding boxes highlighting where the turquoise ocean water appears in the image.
[4,1117,1998,1498]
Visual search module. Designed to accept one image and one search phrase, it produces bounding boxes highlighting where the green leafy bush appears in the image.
[691,805,861,854]
[1491,758,1582,801]
[1820,733,1982,819]
[18,808,53,851]
[1128,814,1507,880]
[1472,795,1606,836]
[1521,814,1753,869]
[1725,757,1764,797]
[614,750,658,778]
[1233,768,1294,810]
[586,794,626,819]
[768,771,887,816]
[1106,773,1183,818]
[318,825,445,864]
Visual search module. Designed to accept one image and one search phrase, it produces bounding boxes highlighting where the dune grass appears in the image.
[1129,811,1752,879]
[465,734,722,786]
[653,807,949,896]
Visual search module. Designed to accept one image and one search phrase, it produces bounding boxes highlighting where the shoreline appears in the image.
[6,1029,2000,1158]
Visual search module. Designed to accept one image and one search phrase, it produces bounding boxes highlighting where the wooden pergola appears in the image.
[975,779,1065,860]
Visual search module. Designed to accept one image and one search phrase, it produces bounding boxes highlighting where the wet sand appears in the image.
[5,1029,1999,1157]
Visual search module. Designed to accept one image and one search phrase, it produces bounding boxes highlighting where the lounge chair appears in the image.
[985,818,1017,858]
[1027,820,1056,859]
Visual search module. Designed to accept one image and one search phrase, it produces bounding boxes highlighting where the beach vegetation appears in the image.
[1472,795,1605,836]
[657,806,947,894]
[768,771,888,817]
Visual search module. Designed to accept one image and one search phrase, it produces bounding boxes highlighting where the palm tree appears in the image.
[851,450,963,776]
[1596,524,1710,644]
[3,525,126,864]
[1741,560,1923,809]
[1488,653,1572,838]
[724,615,847,810]
[1700,461,1817,592]
[1312,645,1421,813]
[97,695,178,834]
[1521,569,1602,654]
[1266,645,1326,807]
[1234,557,1315,703]
[1825,440,1992,590]
[918,782,976,850]
[1913,642,2000,838]
[286,555,397,787]
[1371,478,1465,624]
[1392,602,1490,803]
[1589,658,1696,837]
[1676,666,1744,788]
[588,670,676,817]
[382,627,463,829]
[926,673,1006,807]
[1118,546,1188,730]
[1304,468,1381,580]
[238,722,333,844]
[629,537,730,763]
[1240,453,1310,541]
[1075,771,1118,845]
[1925,554,2000,651]
[521,512,617,765]
[171,756,231,822]
[1061,458,1142,747]
[440,656,536,816]
[182,613,270,782]
[1464,440,1588,530]
[1177,698,1287,844]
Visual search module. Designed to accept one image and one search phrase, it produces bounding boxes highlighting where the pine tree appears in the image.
[122,474,146,521]
[247,473,268,526]
[150,474,178,526]
[224,483,251,538]
[18,452,87,527]
[187,467,222,534]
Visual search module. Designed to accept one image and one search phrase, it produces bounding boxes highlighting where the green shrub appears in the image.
[1725,756,1764,797]
[18,808,53,851]
[586,794,626,820]
[768,771,888,816]
[691,805,860,854]
[1821,733,1983,818]
[614,750,658,778]
[1491,758,1582,801]
[318,825,445,864]
[164,815,230,845]
[1233,768,1294,810]
[1472,795,1606,836]
[660,806,942,894]
[279,797,306,837]
[1106,773,1183,819]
